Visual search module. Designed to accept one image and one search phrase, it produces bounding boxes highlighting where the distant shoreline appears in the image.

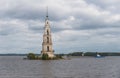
[0,54,41,56]
[0,54,27,56]
[0,52,120,56]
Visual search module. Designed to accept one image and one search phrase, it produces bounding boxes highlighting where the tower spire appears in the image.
[46,6,48,18]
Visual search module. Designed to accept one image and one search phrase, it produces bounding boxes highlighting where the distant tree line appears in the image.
[67,52,120,56]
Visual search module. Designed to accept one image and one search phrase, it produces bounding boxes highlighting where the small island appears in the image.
[27,53,63,60]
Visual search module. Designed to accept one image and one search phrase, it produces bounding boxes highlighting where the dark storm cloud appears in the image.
[93,28,120,36]
[28,25,43,33]
[28,26,42,31]
[71,20,120,30]
[85,0,120,13]
[0,1,67,21]
[52,27,72,33]
[0,24,20,36]
[85,0,108,8]
[0,7,45,20]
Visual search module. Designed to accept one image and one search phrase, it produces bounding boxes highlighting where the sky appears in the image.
[0,0,120,54]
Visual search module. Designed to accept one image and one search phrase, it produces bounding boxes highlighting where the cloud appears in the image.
[0,0,120,54]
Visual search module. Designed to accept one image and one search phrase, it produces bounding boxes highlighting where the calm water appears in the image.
[0,56,120,78]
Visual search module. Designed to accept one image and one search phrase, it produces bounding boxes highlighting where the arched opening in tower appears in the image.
[47,30,49,35]
[47,46,49,51]
[47,37,49,43]
[47,21,48,24]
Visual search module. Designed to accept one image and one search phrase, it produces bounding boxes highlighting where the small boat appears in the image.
[82,53,84,56]
[96,53,103,58]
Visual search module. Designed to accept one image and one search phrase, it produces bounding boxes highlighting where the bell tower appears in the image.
[41,8,55,58]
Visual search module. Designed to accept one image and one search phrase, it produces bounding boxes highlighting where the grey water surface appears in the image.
[0,56,120,78]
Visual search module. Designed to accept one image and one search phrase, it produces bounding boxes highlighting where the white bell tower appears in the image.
[41,8,55,58]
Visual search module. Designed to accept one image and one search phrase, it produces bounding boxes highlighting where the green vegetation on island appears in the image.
[27,53,63,60]
[27,53,40,60]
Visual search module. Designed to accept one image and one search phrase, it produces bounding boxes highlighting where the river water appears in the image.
[0,56,120,78]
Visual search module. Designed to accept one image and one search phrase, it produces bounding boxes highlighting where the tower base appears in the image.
[41,52,55,58]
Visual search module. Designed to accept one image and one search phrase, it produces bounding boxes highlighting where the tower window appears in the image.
[47,37,49,43]
[47,30,49,35]
[47,46,49,51]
